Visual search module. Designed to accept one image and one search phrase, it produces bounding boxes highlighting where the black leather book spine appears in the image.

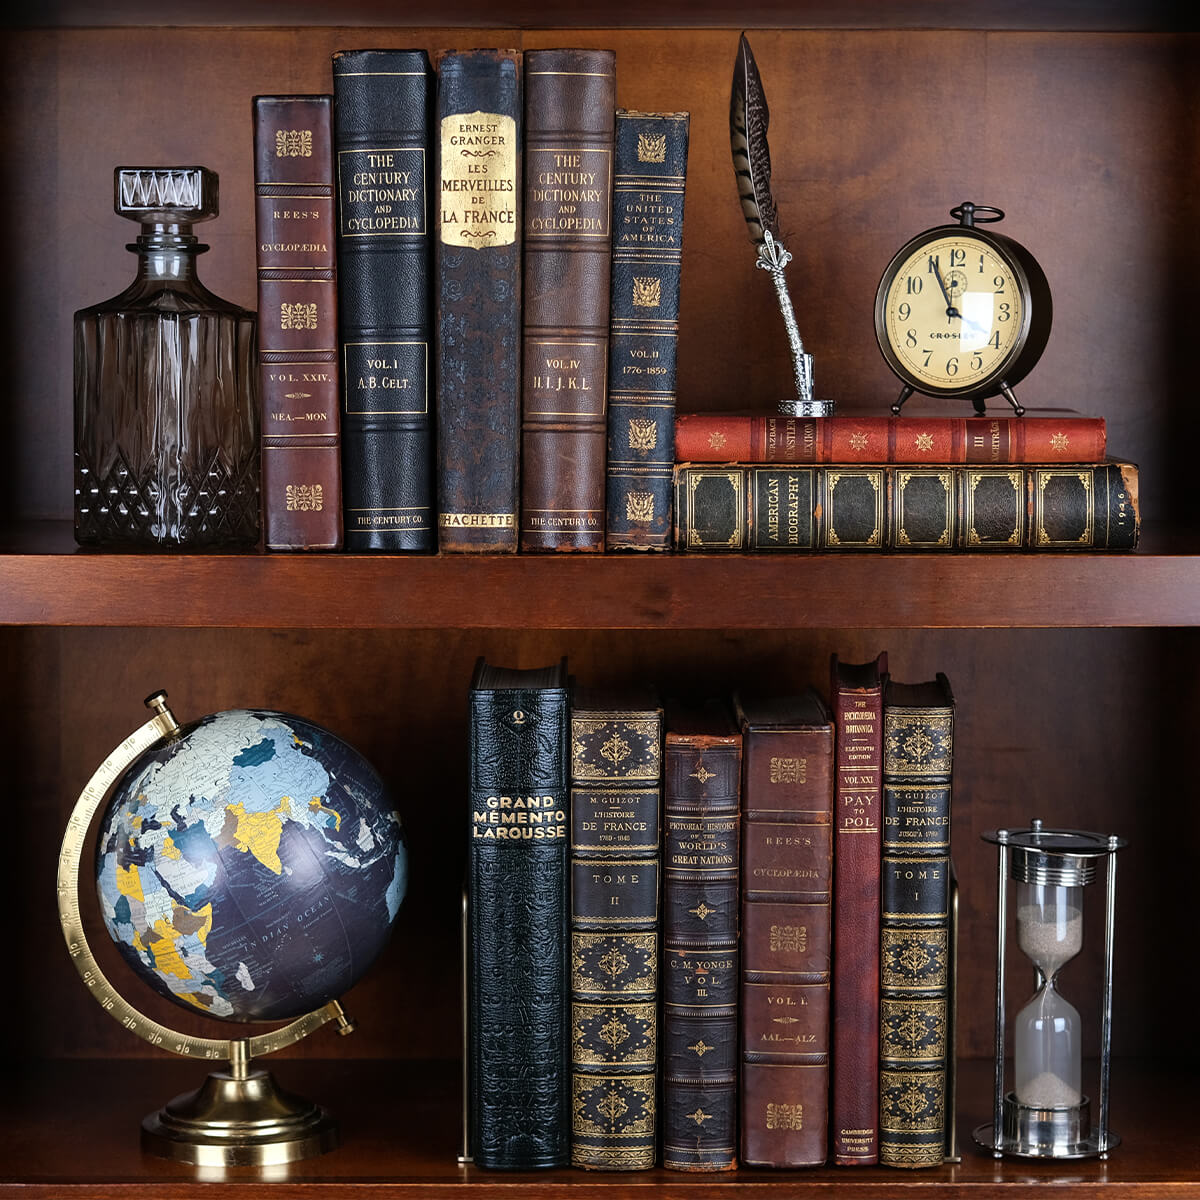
[674,463,1140,551]
[569,689,662,1170]
[879,675,954,1169]
[332,49,434,551]
[605,111,690,551]
[662,702,741,1171]
[468,659,570,1168]
[434,50,522,552]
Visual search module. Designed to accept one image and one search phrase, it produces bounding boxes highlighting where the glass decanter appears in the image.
[1013,879,1083,1109]
[74,166,259,547]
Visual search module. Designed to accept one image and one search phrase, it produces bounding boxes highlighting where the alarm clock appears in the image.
[874,202,1052,415]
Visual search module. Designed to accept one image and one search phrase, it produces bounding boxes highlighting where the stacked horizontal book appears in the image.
[674,461,1139,551]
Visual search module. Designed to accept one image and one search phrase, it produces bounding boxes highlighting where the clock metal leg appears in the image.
[891,384,914,415]
[973,395,988,416]
[998,382,1025,417]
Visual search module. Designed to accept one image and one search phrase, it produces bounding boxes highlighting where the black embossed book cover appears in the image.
[605,110,689,550]
[332,49,434,551]
[468,657,570,1168]
[569,684,662,1170]
[879,674,954,1168]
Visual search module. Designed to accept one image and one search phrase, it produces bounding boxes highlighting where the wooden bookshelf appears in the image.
[0,4,1197,1197]
[0,1058,1193,1198]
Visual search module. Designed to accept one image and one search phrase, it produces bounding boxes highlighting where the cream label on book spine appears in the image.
[439,111,517,248]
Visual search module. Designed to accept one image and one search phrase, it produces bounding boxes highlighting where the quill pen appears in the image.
[730,32,817,412]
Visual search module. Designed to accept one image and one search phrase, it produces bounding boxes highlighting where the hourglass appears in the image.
[973,820,1126,1159]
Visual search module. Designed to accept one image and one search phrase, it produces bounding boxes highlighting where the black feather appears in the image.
[730,32,779,244]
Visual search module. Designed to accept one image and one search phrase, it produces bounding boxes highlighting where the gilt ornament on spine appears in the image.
[730,33,831,418]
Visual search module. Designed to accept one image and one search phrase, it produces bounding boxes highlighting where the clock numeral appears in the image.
[898,302,911,321]
[906,276,923,295]
[998,302,1011,322]
[946,356,959,377]
[971,352,984,371]
[922,349,933,367]
[989,330,1001,349]
[993,275,1006,293]
[927,254,941,275]
[949,248,966,268]
[905,328,918,348]
[978,253,986,273]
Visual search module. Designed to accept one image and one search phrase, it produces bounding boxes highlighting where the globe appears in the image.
[95,708,406,1022]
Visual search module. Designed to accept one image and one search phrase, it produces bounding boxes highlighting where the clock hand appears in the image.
[930,259,958,318]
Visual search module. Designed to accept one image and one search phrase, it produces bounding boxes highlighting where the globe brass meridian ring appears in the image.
[56,708,342,1061]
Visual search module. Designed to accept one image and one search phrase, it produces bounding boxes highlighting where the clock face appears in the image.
[880,233,1027,394]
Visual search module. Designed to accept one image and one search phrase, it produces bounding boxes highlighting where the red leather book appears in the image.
[251,94,343,550]
[829,653,888,1166]
[520,49,615,551]
[735,689,834,1168]
[675,408,1106,464]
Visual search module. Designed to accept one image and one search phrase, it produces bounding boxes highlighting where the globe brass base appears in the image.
[141,1067,339,1166]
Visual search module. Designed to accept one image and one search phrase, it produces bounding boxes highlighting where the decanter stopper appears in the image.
[115,166,218,249]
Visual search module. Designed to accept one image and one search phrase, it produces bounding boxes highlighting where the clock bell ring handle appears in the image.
[951,201,1005,227]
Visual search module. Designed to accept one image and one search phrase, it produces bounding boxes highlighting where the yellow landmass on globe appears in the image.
[160,835,182,860]
[116,863,144,902]
[309,796,341,830]
[148,917,192,980]
[226,799,290,874]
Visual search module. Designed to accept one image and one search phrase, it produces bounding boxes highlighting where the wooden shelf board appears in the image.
[0,521,1197,629]
[0,1057,1194,1197]
[1,1,1190,31]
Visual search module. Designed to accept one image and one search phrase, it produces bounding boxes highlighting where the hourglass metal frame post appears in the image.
[974,820,1127,1161]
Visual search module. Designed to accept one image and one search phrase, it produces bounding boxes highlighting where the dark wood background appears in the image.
[1,28,1198,526]
[0,9,1196,1151]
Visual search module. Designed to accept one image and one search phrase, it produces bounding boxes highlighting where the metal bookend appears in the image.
[945,867,960,1163]
[458,882,472,1165]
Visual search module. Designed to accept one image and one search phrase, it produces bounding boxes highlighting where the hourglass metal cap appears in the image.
[983,821,1127,887]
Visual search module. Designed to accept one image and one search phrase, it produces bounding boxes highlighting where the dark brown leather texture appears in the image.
[735,689,834,1168]
[661,699,740,1171]
[520,49,615,552]
[435,49,522,553]
[252,94,343,550]
[829,653,888,1165]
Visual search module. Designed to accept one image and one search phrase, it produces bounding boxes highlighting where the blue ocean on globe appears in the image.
[95,709,406,1022]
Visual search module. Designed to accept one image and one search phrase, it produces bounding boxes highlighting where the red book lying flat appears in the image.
[675,406,1105,465]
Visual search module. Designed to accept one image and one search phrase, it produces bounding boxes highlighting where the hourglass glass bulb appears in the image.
[1014,881,1084,1108]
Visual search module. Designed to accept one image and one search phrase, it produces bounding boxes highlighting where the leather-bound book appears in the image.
[879,673,955,1169]
[520,49,615,552]
[829,652,888,1165]
[735,689,834,1167]
[569,684,662,1170]
[662,698,740,1171]
[468,657,570,1168]
[675,407,1107,464]
[605,110,690,551]
[331,49,434,551]
[252,94,343,550]
[434,49,522,552]
[673,461,1140,551]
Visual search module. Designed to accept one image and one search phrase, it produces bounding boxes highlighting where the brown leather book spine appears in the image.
[662,701,740,1171]
[830,653,888,1165]
[736,690,834,1167]
[520,49,615,552]
[252,94,343,550]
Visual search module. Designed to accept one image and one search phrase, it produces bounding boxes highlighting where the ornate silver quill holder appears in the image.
[732,33,831,418]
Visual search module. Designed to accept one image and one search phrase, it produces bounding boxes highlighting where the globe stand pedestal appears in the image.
[142,1064,339,1167]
